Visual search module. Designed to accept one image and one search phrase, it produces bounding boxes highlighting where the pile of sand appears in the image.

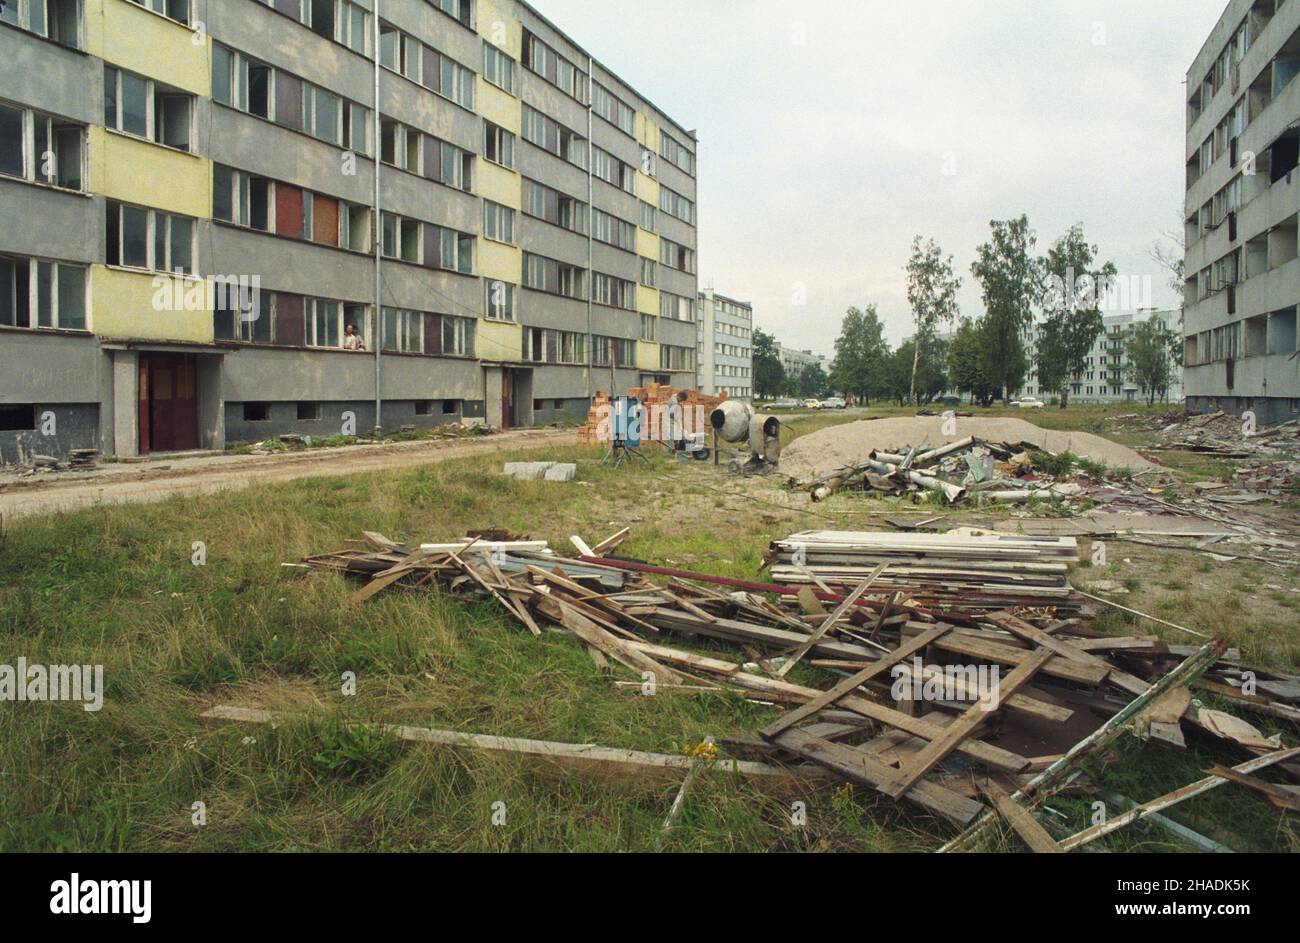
[780,416,1156,479]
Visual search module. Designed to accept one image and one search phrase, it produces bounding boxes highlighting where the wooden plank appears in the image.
[1059,747,1300,851]
[881,647,1054,798]
[774,728,984,826]
[1205,764,1300,812]
[900,622,1107,685]
[761,624,952,740]
[591,527,631,555]
[989,611,1149,697]
[201,705,832,795]
[775,563,888,677]
[978,779,1063,853]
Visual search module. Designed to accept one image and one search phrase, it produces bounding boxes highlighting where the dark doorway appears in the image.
[501,368,515,429]
[138,353,199,454]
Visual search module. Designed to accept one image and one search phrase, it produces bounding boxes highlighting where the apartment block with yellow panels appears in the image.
[0,0,698,458]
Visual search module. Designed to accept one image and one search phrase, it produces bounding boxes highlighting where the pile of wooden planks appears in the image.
[295,527,1293,848]
[767,530,1081,611]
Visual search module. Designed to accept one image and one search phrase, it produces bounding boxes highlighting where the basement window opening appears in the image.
[0,404,37,431]
[243,402,271,422]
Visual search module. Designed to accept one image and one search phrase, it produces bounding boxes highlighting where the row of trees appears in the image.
[829,218,1182,407]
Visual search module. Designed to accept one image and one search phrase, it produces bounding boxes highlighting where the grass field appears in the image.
[1,404,1296,852]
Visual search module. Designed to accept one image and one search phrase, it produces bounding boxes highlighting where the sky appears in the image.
[529,0,1231,356]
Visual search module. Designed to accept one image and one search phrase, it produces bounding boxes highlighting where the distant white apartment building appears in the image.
[775,343,821,382]
[697,289,753,399]
[1016,309,1184,404]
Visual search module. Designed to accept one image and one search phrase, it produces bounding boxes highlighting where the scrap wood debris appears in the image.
[294,527,1300,849]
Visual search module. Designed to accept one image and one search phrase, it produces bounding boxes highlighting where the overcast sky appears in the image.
[530,0,1229,355]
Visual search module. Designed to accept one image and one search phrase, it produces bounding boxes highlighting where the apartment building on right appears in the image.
[1184,0,1300,425]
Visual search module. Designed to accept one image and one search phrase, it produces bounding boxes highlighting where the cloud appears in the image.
[530,0,1226,352]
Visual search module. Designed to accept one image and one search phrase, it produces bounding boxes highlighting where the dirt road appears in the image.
[0,427,573,521]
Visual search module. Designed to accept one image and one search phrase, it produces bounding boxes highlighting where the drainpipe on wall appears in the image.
[372,1,383,434]
[585,56,595,402]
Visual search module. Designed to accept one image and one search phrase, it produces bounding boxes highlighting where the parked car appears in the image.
[821,397,847,409]
[801,399,823,410]
[771,399,801,409]
[1012,397,1045,408]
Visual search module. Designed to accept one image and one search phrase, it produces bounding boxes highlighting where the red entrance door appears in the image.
[138,354,199,455]
[501,369,514,429]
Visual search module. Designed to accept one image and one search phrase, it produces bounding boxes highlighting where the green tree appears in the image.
[830,305,888,404]
[1035,224,1117,408]
[1125,319,1180,405]
[752,328,785,400]
[970,215,1039,402]
[882,344,914,405]
[904,236,962,405]
[798,361,829,398]
[947,318,1000,406]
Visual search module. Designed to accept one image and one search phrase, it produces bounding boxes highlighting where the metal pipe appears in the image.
[372,1,382,434]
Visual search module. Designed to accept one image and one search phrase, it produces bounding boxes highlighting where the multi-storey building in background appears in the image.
[1183,0,1299,425]
[0,0,698,460]
[696,288,751,400]
[1016,309,1184,404]
[775,343,820,386]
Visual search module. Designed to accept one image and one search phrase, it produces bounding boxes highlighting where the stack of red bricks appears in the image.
[577,386,728,445]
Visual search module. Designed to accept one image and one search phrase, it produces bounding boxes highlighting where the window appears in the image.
[520,105,586,169]
[303,83,342,144]
[1,0,81,48]
[592,335,634,367]
[243,403,272,422]
[484,121,514,168]
[659,238,695,274]
[592,82,635,135]
[380,213,423,263]
[0,102,85,189]
[0,254,86,330]
[639,257,656,287]
[106,201,194,274]
[0,405,36,431]
[659,186,695,225]
[639,313,656,341]
[428,136,473,191]
[660,291,694,322]
[335,0,368,53]
[592,146,635,193]
[297,401,321,421]
[659,131,695,176]
[639,200,656,232]
[660,344,694,371]
[212,43,368,153]
[436,56,473,106]
[434,0,472,28]
[522,252,584,299]
[215,289,272,343]
[483,42,515,93]
[415,400,432,416]
[104,66,193,150]
[381,307,426,353]
[381,117,423,173]
[523,178,586,234]
[126,0,188,25]
[590,208,635,251]
[522,30,588,103]
[483,201,515,244]
[426,225,474,274]
[591,272,635,310]
[524,327,585,364]
[304,298,342,348]
[485,279,515,321]
[442,314,473,356]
